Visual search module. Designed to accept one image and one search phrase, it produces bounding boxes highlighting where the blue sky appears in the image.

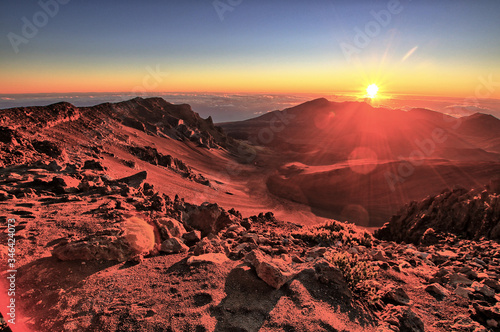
[1,0,500,98]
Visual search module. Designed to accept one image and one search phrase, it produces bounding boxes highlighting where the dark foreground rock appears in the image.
[375,185,500,244]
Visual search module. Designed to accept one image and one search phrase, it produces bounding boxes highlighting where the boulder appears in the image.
[160,238,189,254]
[0,126,18,144]
[245,250,295,289]
[473,302,500,321]
[52,235,131,261]
[158,217,186,238]
[122,217,156,255]
[184,202,236,237]
[32,139,64,158]
[449,273,473,287]
[83,159,105,171]
[483,278,500,291]
[182,230,202,244]
[52,216,155,261]
[312,259,351,298]
[187,253,229,265]
[383,287,411,305]
[116,171,147,188]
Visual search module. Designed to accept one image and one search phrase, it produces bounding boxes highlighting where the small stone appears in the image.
[487,319,498,328]
[455,286,472,299]
[425,283,449,299]
[308,247,327,258]
[372,250,388,262]
[483,278,500,291]
[471,281,495,298]
[182,230,202,243]
[158,217,186,238]
[383,287,411,305]
[314,259,346,287]
[291,255,305,263]
[473,257,487,267]
[160,238,189,254]
[348,247,359,255]
[449,273,473,287]
[83,159,105,171]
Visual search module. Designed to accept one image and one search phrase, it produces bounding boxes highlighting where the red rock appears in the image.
[186,253,229,265]
[245,250,295,289]
[383,286,411,305]
[160,237,189,254]
[471,281,496,298]
[425,283,449,299]
[158,217,186,238]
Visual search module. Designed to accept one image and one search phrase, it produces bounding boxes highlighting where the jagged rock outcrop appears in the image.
[375,183,500,244]
[128,145,210,186]
[0,102,81,129]
[183,202,239,237]
[89,97,231,149]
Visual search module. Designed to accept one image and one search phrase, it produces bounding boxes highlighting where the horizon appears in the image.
[2,1,500,100]
[1,91,500,123]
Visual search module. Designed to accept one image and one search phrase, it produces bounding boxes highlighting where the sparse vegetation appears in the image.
[325,251,378,289]
[292,220,373,248]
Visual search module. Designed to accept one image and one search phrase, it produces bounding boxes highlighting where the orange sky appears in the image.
[2,2,499,100]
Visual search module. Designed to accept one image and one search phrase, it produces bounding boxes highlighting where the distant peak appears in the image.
[467,112,496,120]
[48,101,77,108]
[291,98,330,110]
[307,97,330,105]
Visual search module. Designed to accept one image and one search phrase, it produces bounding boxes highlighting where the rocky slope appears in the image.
[375,179,500,244]
[0,152,499,331]
[1,98,500,332]
[0,97,233,169]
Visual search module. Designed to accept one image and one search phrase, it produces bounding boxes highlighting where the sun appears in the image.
[366,84,379,99]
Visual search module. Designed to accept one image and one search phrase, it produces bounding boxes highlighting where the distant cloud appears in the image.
[444,105,493,117]
[2,93,499,122]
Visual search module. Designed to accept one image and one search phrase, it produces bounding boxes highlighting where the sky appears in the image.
[1,0,500,101]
